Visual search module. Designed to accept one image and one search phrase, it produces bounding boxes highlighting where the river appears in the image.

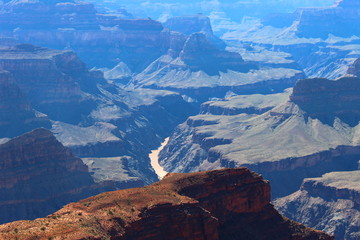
[149,137,169,179]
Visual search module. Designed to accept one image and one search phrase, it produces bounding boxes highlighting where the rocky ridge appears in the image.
[275,170,360,240]
[0,168,333,240]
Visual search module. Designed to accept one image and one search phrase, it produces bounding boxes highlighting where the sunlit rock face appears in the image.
[0,168,333,240]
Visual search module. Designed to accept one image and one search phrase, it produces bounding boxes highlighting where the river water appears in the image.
[149,137,169,179]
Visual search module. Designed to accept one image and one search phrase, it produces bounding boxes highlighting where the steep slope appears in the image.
[0,168,333,240]
[0,44,96,124]
[0,70,50,138]
[275,170,360,240]
[296,0,360,39]
[348,57,360,77]
[0,128,113,224]
[159,77,360,197]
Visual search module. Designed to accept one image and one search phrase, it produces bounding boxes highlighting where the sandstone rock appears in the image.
[0,128,114,224]
[0,168,333,239]
[275,170,360,240]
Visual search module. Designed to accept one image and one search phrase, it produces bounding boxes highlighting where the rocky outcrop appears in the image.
[159,77,360,198]
[295,0,360,38]
[291,77,360,126]
[0,44,96,124]
[164,14,225,49]
[179,33,254,76]
[348,58,360,77]
[0,71,50,138]
[0,128,114,224]
[0,168,333,240]
[275,170,360,240]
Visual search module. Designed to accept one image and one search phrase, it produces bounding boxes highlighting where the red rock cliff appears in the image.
[0,168,333,240]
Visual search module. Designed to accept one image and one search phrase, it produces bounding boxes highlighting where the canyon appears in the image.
[0,0,359,238]
[159,76,360,198]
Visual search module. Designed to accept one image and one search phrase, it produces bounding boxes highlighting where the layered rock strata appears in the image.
[159,77,360,198]
[0,128,113,224]
[0,44,95,124]
[0,71,50,138]
[275,170,360,240]
[0,168,333,240]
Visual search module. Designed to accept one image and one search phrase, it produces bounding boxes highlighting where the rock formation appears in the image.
[290,77,360,126]
[0,44,95,124]
[275,170,360,240]
[159,77,360,198]
[262,0,360,39]
[0,71,50,138]
[179,33,253,75]
[347,58,360,77]
[164,14,226,49]
[0,168,333,240]
[0,128,114,224]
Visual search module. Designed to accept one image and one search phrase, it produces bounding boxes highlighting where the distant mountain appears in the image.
[224,0,360,80]
[87,0,335,21]
[0,168,333,240]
